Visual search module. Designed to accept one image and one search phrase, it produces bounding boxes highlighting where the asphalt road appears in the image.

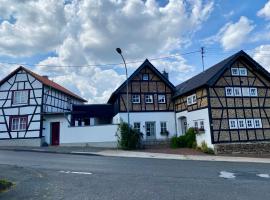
[0,150,269,200]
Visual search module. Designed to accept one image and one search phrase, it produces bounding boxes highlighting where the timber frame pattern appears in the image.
[108,59,175,113]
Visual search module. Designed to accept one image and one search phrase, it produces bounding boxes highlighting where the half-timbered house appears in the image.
[108,59,176,141]
[0,66,86,146]
[174,50,270,150]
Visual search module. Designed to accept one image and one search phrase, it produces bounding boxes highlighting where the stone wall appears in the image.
[214,142,270,155]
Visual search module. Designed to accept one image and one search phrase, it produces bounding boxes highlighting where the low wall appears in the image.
[60,124,119,148]
[0,137,44,147]
[214,142,270,155]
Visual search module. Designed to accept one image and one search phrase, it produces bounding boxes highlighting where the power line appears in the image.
[0,50,201,69]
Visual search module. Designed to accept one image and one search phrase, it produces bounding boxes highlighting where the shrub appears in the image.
[0,179,12,192]
[170,128,196,148]
[200,141,215,154]
[117,122,142,150]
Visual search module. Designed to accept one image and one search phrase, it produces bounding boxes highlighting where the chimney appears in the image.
[42,75,49,79]
[162,70,169,80]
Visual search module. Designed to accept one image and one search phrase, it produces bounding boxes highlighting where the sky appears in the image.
[0,0,270,103]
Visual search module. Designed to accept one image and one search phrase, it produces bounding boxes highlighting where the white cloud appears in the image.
[204,16,255,50]
[257,0,270,20]
[0,0,214,103]
[253,45,270,71]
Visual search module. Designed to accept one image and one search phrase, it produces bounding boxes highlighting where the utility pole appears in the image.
[201,47,205,72]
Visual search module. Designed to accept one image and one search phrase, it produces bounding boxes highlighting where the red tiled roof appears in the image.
[0,66,87,102]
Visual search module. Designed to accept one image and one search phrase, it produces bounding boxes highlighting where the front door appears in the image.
[51,122,60,146]
[145,122,156,140]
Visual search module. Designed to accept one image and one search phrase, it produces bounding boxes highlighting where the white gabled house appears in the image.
[0,66,86,146]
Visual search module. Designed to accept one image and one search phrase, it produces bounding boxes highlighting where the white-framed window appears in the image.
[142,74,149,81]
[225,87,234,96]
[12,90,29,104]
[158,94,166,103]
[239,68,247,76]
[200,121,204,130]
[145,94,153,103]
[234,87,242,96]
[229,119,238,129]
[242,88,250,96]
[246,119,254,128]
[194,121,198,129]
[132,95,140,104]
[231,68,239,76]
[249,88,258,96]
[254,119,262,128]
[187,94,197,105]
[237,119,246,129]
[10,116,27,131]
[160,122,167,133]
[134,122,141,133]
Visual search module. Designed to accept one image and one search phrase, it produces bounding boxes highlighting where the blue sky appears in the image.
[0,0,270,103]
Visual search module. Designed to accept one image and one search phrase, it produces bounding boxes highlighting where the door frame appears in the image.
[145,121,156,140]
[51,122,60,146]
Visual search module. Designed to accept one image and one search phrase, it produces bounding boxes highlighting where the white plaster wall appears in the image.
[176,108,213,148]
[113,112,176,140]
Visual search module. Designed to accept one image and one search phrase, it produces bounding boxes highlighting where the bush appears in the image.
[0,179,12,192]
[199,141,215,154]
[170,128,196,148]
[117,122,142,150]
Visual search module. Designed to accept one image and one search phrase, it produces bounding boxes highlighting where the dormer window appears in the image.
[12,90,29,105]
[142,74,149,81]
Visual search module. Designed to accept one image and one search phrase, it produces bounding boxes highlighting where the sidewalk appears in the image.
[1,146,270,164]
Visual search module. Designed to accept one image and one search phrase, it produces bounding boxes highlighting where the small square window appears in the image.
[187,96,192,105]
[234,87,242,96]
[142,74,149,81]
[242,88,250,96]
[231,68,239,76]
[132,95,140,103]
[239,68,247,76]
[249,88,257,96]
[158,94,166,103]
[225,87,234,96]
[246,119,254,128]
[13,90,29,105]
[187,94,196,105]
[229,119,238,129]
[145,94,153,103]
[238,119,246,129]
[254,119,262,128]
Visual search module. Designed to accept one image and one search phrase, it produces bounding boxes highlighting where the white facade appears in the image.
[113,112,176,140]
[176,108,213,148]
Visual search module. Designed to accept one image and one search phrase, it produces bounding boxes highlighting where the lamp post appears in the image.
[116,48,130,129]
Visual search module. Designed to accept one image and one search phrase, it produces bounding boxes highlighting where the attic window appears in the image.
[142,74,149,81]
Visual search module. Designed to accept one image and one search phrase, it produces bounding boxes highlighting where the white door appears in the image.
[145,122,156,140]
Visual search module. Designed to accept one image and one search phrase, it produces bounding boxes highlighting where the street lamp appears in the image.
[116,48,130,129]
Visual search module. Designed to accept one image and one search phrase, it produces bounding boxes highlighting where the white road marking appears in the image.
[219,171,235,179]
[59,170,92,175]
[257,174,270,178]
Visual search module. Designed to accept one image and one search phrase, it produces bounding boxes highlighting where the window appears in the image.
[187,94,196,105]
[132,95,140,103]
[246,119,254,128]
[12,90,29,104]
[231,68,239,76]
[145,94,153,103]
[242,88,250,96]
[249,88,258,96]
[237,119,246,129]
[225,87,234,96]
[134,122,140,133]
[158,94,166,103]
[194,121,198,129]
[160,122,167,133]
[142,74,149,81]
[10,116,27,131]
[239,68,247,76]
[200,121,204,130]
[229,119,238,129]
[254,119,262,128]
[233,87,242,96]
